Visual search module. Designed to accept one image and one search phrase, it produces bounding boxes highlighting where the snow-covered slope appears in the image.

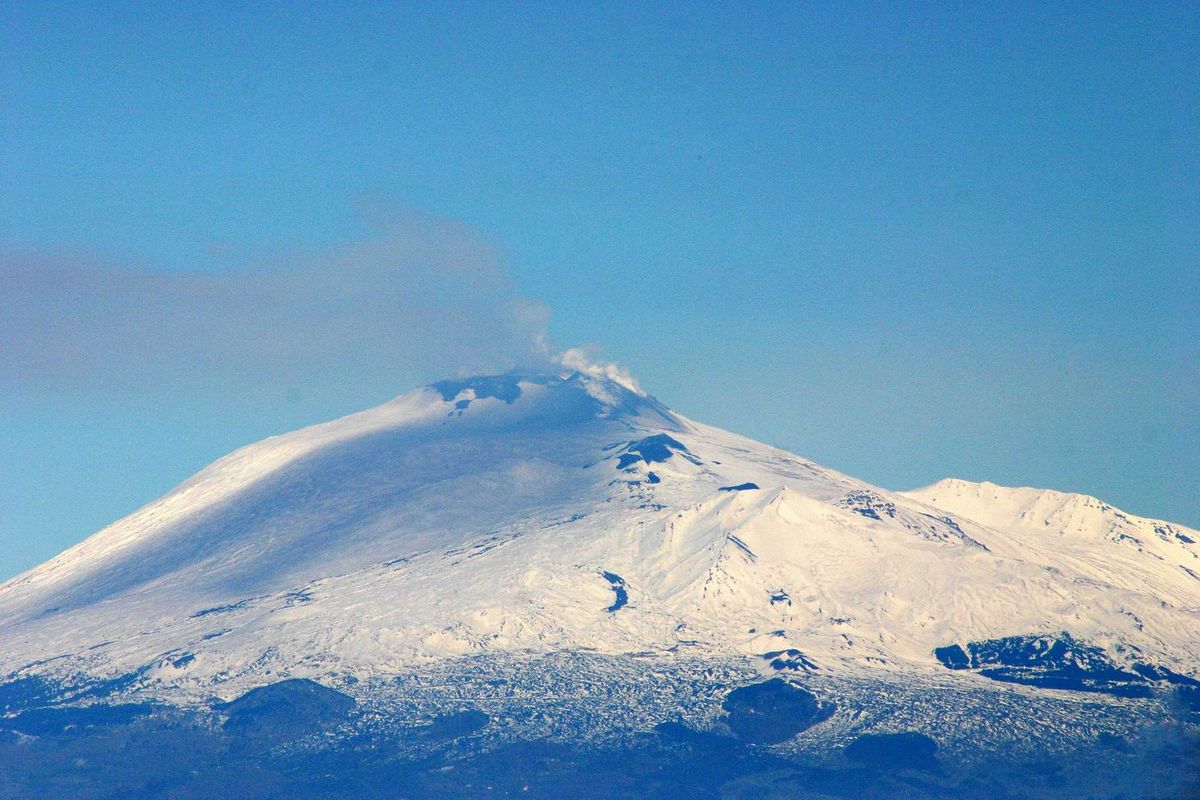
[1,370,1198,700]
[904,478,1200,609]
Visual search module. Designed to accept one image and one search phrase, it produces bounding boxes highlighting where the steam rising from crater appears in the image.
[557,347,643,396]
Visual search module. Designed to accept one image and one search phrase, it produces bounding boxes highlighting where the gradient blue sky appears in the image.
[2,2,1197,579]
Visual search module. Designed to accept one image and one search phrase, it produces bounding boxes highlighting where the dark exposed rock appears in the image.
[721,679,834,744]
[217,678,356,738]
[933,633,1164,697]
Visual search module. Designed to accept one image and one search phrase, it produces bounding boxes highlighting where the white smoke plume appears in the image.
[557,346,644,396]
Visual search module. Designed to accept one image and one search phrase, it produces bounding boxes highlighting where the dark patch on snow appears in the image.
[192,598,257,618]
[444,531,521,566]
[932,515,968,536]
[545,513,588,528]
[283,589,314,607]
[917,514,988,549]
[600,571,628,612]
[934,633,1156,697]
[726,534,756,561]
[1154,524,1195,545]
[1113,532,1143,547]
[719,482,759,492]
[646,471,661,484]
[615,434,690,470]
[1131,663,1200,687]
[837,492,986,548]
[933,644,970,670]
[167,652,195,669]
[430,374,524,406]
[616,453,642,469]
[722,679,834,744]
[844,731,939,772]
[557,514,589,529]
[838,490,897,521]
[769,590,791,606]
[762,649,818,672]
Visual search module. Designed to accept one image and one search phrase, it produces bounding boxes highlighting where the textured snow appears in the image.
[1,370,1197,700]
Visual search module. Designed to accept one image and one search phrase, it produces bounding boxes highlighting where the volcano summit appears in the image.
[1,370,1197,798]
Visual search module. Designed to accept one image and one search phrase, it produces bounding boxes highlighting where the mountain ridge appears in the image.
[2,369,1196,704]
[2,369,1198,799]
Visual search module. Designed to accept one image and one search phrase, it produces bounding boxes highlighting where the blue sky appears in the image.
[2,2,1197,579]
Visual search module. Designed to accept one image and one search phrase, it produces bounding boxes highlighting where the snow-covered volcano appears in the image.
[3,369,1197,698]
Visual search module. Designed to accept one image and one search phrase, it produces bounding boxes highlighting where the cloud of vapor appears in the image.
[559,346,643,395]
[1,212,557,400]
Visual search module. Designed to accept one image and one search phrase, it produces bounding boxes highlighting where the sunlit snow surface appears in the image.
[1,371,1197,798]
